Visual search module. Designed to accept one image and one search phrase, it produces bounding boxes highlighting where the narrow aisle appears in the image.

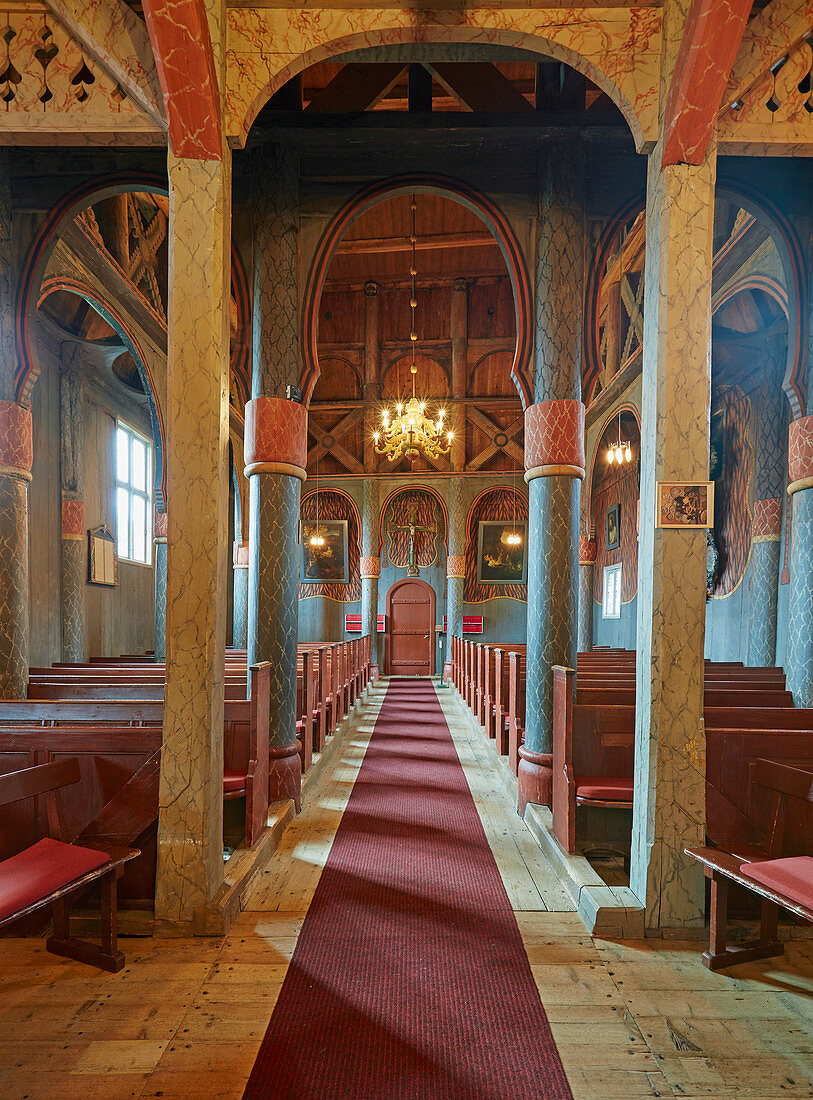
[243,678,572,1100]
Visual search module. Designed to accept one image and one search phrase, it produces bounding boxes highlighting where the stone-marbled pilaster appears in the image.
[246,143,304,807]
[747,342,787,667]
[153,507,167,660]
[155,148,231,924]
[445,476,466,676]
[361,479,380,674]
[232,541,248,649]
[520,144,584,812]
[59,343,85,662]
[787,413,813,706]
[578,536,596,652]
[632,135,716,930]
[0,400,32,698]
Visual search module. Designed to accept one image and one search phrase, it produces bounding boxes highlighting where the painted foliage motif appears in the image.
[382,489,443,570]
[477,521,527,584]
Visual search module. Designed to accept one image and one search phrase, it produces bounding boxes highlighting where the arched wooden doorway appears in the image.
[385,578,436,677]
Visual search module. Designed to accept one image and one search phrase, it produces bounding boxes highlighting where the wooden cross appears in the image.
[391,504,436,576]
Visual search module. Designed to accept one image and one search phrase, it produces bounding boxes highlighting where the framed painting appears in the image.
[606,503,620,550]
[656,482,714,529]
[476,521,528,585]
[88,524,118,586]
[300,519,349,583]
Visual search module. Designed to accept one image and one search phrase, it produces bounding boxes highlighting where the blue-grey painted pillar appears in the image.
[445,476,466,678]
[360,479,380,677]
[787,413,813,705]
[246,144,306,808]
[518,145,584,814]
[59,342,86,662]
[747,346,786,667]
[578,537,596,653]
[153,506,167,660]
[232,542,248,649]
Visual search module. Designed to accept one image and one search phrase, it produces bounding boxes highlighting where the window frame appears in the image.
[115,419,152,566]
[602,562,622,620]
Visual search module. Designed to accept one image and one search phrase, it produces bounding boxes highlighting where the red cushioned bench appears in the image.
[0,758,139,972]
[686,758,813,971]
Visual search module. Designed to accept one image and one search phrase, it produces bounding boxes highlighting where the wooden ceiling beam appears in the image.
[335,231,497,256]
[306,64,407,114]
[427,63,534,114]
[141,0,222,159]
[661,0,752,166]
[307,409,365,473]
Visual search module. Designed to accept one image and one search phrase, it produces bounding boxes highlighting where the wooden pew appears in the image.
[0,759,139,971]
[508,651,528,775]
[686,759,813,970]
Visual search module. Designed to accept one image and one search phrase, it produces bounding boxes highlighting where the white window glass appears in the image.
[602,563,622,619]
[115,421,152,564]
[117,428,129,481]
[132,437,147,492]
[117,487,130,559]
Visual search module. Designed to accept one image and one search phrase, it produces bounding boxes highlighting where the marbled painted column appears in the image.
[786,414,813,706]
[747,500,781,667]
[445,476,466,678]
[246,141,305,809]
[631,137,716,930]
[578,536,597,652]
[0,400,32,698]
[747,347,787,668]
[153,507,167,660]
[59,344,86,662]
[360,479,380,677]
[232,541,248,649]
[519,145,584,815]
[155,150,231,925]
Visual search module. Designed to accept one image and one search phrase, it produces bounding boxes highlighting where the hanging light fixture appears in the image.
[374,196,452,463]
[310,451,324,547]
[606,409,633,465]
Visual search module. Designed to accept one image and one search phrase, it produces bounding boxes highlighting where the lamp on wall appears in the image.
[374,196,452,463]
[606,409,633,465]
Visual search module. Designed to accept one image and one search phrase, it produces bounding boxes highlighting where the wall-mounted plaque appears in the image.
[88,524,118,586]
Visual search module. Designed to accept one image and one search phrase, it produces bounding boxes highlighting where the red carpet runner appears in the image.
[244,679,573,1099]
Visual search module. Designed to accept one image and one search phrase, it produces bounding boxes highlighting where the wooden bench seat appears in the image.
[0,758,139,971]
[686,759,813,971]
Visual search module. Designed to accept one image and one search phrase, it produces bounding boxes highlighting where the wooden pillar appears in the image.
[631,133,716,930]
[59,342,86,662]
[155,148,231,924]
[363,281,380,473]
[451,278,467,472]
[0,151,30,699]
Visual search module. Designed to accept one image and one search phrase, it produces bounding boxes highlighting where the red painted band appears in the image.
[0,400,33,472]
[244,397,308,472]
[524,400,585,473]
[359,556,380,579]
[446,554,466,579]
[788,415,813,486]
[233,541,249,567]
[154,507,168,540]
[752,498,782,541]
[578,536,597,563]
[61,499,84,538]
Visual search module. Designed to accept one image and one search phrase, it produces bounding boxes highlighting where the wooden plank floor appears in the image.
[0,679,812,1099]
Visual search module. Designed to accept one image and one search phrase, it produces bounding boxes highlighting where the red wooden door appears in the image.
[386,579,435,676]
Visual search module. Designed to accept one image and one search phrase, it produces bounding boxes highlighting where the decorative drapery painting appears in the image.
[464,487,528,602]
[299,489,361,601]
[710,386,753,598]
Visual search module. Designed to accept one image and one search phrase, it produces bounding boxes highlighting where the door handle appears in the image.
[423,634,429,639]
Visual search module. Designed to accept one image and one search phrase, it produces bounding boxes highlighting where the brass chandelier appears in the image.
[374,197,453,463]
